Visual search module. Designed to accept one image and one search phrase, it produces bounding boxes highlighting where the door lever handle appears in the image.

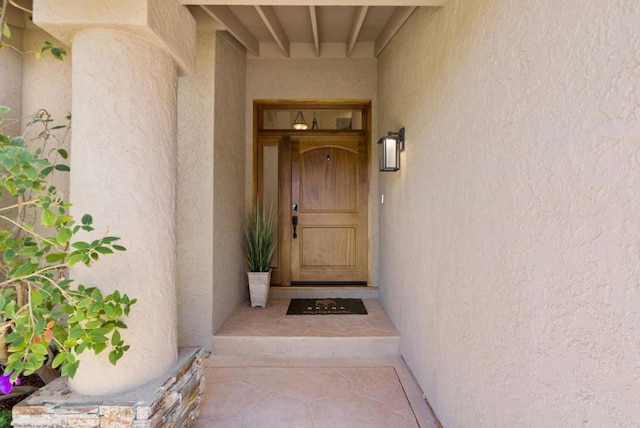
[292,216,298,239]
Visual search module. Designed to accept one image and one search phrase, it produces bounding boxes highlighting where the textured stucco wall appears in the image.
[246,56,379,285]
[33,0,195,75]
[21,27,72,201]
[0,17,24,227]
[29,0,198,394]
[0,22,23,136]
[21,27,71,123]
[377,2,640,426]
[177,28,216,349]
[68,29,179,395]
[212,32,247,333]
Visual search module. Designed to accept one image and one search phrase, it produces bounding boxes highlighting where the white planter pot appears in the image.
[248,271,271,307]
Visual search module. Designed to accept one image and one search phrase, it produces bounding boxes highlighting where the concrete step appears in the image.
[212,298,400,359]
[270,286,380,300]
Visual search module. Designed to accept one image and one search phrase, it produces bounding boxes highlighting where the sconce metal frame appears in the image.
[378,127,405,171]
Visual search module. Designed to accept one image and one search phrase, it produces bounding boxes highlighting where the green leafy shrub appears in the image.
[0,107,135,385]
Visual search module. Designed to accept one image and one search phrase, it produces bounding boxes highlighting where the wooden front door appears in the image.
[254,100,371,286]
[290,136,368,284]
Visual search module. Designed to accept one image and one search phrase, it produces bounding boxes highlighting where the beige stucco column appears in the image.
[33,0,195,395]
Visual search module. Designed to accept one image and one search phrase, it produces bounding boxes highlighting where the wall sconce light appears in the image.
[292,111,309,130]
[378,127,405,171]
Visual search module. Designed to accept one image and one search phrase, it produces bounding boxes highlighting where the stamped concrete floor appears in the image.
[214,299,398,338]
[195,299,441,427]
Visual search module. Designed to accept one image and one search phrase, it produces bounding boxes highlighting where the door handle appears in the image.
[292,216,298,239]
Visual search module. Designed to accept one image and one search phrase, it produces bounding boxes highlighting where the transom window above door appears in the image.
[255,101,370,134]
[262,109,364,131]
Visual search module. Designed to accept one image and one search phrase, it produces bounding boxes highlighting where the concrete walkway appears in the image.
[194,298,440,427]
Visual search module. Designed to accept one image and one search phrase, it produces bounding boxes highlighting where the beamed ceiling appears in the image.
[181,0,447,57]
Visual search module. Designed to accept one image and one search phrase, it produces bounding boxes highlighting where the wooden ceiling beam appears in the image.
[374,6,416,57]
[200,5,260,56]
[346,6,368,57]
[309,6,320,57]
[254,5,290,57]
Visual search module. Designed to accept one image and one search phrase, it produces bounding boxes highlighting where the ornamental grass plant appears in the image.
[242,202,276,272]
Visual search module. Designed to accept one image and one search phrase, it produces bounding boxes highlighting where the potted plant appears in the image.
[242,201,276,307]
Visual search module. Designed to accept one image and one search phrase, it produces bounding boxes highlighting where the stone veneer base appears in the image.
[12,347,205,428]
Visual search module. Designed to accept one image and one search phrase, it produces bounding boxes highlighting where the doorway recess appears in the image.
[254,100,372,287]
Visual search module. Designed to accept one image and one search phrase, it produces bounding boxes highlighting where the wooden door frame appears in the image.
[253,100,372,286]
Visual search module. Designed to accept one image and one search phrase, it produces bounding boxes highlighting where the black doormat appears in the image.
[286,298,368,315]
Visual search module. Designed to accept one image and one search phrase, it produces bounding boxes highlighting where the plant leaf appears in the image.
[71,241,90,250]
[56,228,72,245]
[41,209,57,227]
[51,352,67,369]
[46,252,66,263]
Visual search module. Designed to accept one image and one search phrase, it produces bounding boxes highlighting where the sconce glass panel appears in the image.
[379,137,399,171]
